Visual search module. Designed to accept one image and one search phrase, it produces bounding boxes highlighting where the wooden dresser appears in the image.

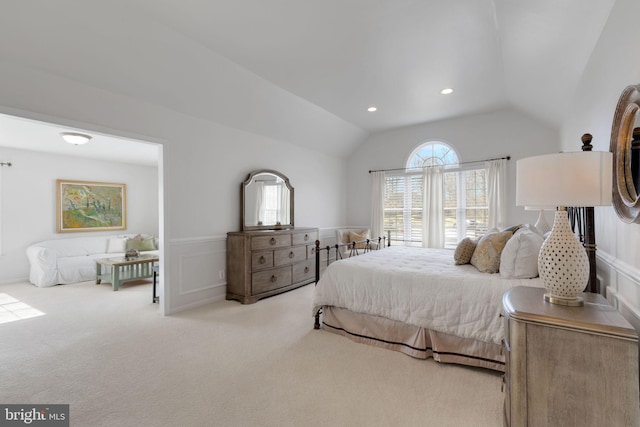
[226,227,318,304]
[502,286,640,427]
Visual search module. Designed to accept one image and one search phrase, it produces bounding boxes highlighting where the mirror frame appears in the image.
[241,169,294,231]
[610,84,640,223]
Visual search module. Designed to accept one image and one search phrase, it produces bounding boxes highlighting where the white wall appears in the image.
[0,67,349,313]
[0,147,158,284]
[0,1,358,314]
[559,0,640,329]
[346,108,559,229]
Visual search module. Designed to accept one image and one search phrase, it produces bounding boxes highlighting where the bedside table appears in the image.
[502,286,639,427]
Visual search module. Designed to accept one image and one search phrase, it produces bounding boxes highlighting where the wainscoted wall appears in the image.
[557,0,640,333]
[164,235,227,314]
[162,227,354,313]
[599,251,640,333]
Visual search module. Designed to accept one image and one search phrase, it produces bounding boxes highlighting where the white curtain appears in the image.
[422,165,444,248]
[370,171,385,240]
[486,158,507,230]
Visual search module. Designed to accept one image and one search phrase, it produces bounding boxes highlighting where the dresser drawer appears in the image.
[292,230,317,246]
[251,251,273,271]
[274,245,307,266]
[293,260,314,283]
[252,234,291,250]
[252,267,292,294]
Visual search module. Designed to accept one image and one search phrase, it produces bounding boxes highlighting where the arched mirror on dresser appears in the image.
[228,169,318,304]
[610,84,640,223]
[241,169,294,230]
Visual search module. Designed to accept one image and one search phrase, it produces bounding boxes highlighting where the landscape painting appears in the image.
[57,180,126,232]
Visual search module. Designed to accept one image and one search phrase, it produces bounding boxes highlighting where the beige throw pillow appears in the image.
[454,237,477,265]
[470,231,513,273]
[348,230,370,249]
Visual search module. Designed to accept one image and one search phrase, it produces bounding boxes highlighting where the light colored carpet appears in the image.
[0,280,503,427]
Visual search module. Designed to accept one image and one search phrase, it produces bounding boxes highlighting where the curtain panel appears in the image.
[371,171,385,240]
[486,158,507,230]
[422,165,444,248]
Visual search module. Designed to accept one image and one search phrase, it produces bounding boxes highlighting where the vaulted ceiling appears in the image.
[0,0,616,161]
[133,0,615,132]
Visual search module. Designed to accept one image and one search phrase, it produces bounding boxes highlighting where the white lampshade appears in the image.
[516,151,612,306]
[516,151,612,208]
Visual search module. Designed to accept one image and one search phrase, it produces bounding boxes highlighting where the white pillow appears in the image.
[500,229,544,279]
[517,223,543,236]
[106,237,128,253]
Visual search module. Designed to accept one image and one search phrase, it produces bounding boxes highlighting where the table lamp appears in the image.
[524,206,553,235]
[516,151,612,306]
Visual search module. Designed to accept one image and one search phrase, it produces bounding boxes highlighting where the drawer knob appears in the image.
[258,256,266,264]
[304,234,309,241]
[270,237,276,245]
[270,275,277,283]
[289,251,295,259]
[304,266,309,273]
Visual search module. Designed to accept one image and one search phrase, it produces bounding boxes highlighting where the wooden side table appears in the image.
[502,286,639,427]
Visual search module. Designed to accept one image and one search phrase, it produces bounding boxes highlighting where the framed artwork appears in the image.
[56,180,126,233]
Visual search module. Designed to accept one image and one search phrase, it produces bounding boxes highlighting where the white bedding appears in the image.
[312,246,544,345]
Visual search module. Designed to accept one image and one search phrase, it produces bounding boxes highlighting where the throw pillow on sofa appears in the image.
[126,237,156,252]
[107,238,128,253]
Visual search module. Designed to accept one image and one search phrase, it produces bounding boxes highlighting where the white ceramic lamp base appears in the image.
[534,210,551,235]
[538,210,590,306]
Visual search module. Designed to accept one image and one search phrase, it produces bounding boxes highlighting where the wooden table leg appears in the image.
[153,265,159,303]
[113,265,120,291]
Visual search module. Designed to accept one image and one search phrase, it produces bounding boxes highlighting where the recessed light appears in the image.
[440,88,454,95]
[367,106,377,112]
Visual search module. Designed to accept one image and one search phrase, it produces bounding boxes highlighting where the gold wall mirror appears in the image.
[241,169,294,230]
[610,84,640,223]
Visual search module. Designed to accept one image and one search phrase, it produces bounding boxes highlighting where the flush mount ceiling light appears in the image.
[61,132,92,145]
[367,106,377,112]
[440,88,454,95]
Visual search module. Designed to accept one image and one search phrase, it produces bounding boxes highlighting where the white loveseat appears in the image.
[26,234,159,287]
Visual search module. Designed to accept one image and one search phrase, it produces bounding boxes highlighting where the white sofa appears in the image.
[26,234,159,287]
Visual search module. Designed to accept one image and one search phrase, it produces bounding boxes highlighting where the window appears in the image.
[383,142,489,248]
[261,184,281,225]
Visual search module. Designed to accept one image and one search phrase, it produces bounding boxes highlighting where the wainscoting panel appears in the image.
[598,250,640,333]
[163,227,372,314]
[165,235,227,314]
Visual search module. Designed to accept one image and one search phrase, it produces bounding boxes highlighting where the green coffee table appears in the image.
[96,254,159,291]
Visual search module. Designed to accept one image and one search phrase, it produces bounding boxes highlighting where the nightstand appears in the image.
[502,286,639,427]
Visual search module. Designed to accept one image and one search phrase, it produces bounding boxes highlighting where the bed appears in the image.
[312,231,550,372]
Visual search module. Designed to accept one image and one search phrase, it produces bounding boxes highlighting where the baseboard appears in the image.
[164,285,226,315]
[0,276,29,286]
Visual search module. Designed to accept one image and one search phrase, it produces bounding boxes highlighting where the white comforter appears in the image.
[312,246,544,344]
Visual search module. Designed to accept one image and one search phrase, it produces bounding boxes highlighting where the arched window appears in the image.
[384,141,489,248]
[406,141,459,169]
